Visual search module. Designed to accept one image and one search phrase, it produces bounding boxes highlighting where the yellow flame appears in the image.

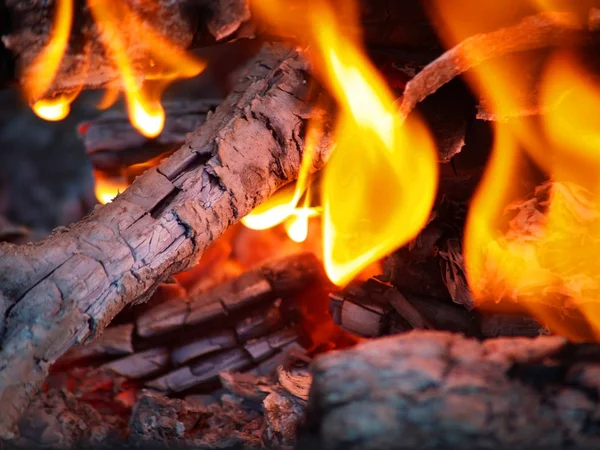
[430,0,600,340]
[23,0,204,137]
[251,0,438,286]
[23,0,73,110]
[242,122,322,234]
[94,172,128,204]
[32,96,71,121]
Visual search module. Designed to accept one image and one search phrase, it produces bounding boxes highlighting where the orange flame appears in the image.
[431,0,600,340]
[94,172,128,204]
[249,0,438,286]
[25,0,74,119]
[24,0,205,137]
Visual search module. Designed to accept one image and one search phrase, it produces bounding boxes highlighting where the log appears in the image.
[299,330,600,450]
[0,42,330,437]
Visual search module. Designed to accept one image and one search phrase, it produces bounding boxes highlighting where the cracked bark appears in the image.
[300,330,600,450]
[0,42,330,437]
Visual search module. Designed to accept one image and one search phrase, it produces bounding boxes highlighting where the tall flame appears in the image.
[24,0,74,120]
[431,0,600,340]
[23,0,205,137]
[251,0,438,286]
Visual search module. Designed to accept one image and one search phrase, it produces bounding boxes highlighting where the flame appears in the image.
[23,0,73,113]
[250,0,438,286]
[241,122,322,238]
[23,0,205,137]
[32,96,72,121]
[94,172,128,204]
[431,0,600,340]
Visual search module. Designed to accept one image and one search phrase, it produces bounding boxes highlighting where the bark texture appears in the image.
[0,42,329,437]
[301,330,600,450]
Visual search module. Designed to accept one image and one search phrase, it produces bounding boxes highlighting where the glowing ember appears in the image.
[250,0,438,286]
[25,0,205,137]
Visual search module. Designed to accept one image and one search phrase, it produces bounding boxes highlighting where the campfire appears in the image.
[3,0,600,448]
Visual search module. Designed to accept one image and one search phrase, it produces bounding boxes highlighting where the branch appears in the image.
[0,42,330,437]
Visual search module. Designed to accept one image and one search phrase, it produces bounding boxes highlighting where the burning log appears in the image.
[0,43,331,437]
[0,0,253,96]
[299,330,600,450]
[0,0,442,95]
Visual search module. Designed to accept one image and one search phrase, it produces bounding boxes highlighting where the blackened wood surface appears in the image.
[300,330,600,450]
[0,43,330,437]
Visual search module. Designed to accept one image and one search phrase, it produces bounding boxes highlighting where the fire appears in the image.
[94,172,128,204]
[430,0,600,340]
[32,96,72,121]
[241,123,321,240]
[24,0,73,117]
[249,0,438,286]
[24,0,205,137]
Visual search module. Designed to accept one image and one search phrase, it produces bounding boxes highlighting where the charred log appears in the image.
[300,330,600,450]
[0,43,330,437]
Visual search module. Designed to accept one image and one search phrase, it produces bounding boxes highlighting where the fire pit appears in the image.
[2,0,600,449]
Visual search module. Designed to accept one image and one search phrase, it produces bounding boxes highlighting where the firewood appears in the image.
[299,330,600,450]
[0,43,331,437]
[80,99,222,172]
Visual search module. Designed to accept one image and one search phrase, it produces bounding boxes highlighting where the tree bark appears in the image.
[300,330,600,450]
[0,42,330,437]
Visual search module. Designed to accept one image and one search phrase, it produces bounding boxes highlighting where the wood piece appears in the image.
[60,323,134,363]
[171,330,238,366]
[136,252,325,338]
[80,99,221,172]
[101,347,170,379]
[0,43,330,437]
[145,348,253,393]
[300,330,600,450]
[396,11,587,121]
[2,0,252,97]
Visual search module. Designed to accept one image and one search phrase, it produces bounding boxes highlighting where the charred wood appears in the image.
[329,277,544,339]
[0,43,330,437]
[300,330,600,450]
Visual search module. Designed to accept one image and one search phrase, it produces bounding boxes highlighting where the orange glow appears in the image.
[251,0,438,286]
[23,0,73,111]
[94,172,128,204]
[431,0,600,340]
